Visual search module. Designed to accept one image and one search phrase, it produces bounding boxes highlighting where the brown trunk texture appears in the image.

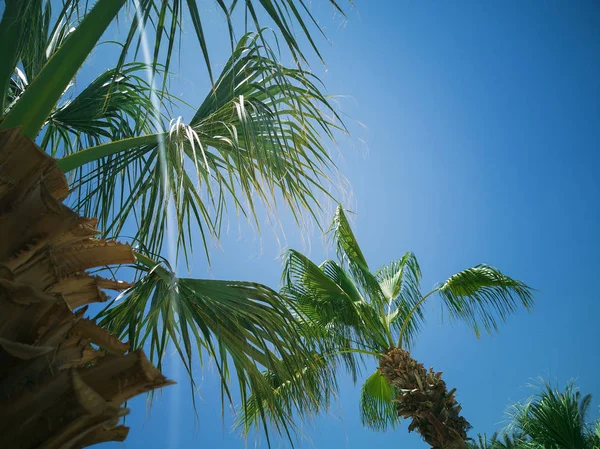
[378,348,471,449]
[0,128,174,449]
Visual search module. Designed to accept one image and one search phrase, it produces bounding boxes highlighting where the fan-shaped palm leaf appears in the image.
[233,354,337,444]
[96,253,328,444]
[66,0,350,86]
[359,370,398,431]
[58,33,341,264]
[437,265,535,337]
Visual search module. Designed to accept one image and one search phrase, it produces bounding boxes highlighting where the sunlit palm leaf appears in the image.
[330,206,383,306]
[377,252,424,349]
[71,33,342,264]
[359,370,398,431]
[438,265,534,337]
[282,210,534,435]
[60,0,351,91]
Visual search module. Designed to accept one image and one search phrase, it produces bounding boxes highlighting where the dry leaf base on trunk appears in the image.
[0,128,173,449]
[378,348,471,449]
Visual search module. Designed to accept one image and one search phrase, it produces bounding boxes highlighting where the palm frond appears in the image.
[233,354,336,444]
[329,205,383,305]
[0,0,127,138]
[468,433,497,449]
[283,249,388,351]
[438,265,534,337]
[68,33,341,265]
[359,370,398,431]
[67,33,341,264]
[1,0,75,114]
[97,253,325,443]
[42,62,167,157]
[20,0,76,82]
[377,252,422,303]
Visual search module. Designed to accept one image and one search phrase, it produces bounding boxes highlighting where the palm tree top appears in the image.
[239,205,534,439]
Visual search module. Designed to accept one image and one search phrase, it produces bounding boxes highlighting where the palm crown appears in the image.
[239,206,534,446]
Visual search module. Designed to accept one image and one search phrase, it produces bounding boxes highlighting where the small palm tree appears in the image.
[0,0,353,443]
[507,381,600,449]
[469,381,600,449]
[240,206,534,448]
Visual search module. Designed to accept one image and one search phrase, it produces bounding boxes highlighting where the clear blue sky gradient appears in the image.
[91,1,600,448]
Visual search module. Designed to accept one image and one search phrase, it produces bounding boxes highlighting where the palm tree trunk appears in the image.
[378,348,471,449]
[0,128,173,448]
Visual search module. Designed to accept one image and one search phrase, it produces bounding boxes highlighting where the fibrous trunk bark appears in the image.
[378,348,471,449]
[0,128,173,448]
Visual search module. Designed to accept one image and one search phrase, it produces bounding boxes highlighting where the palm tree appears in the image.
[239,206,534,448]
[0,0,353,444]
[469,381,600,449]
[508,381,600,449]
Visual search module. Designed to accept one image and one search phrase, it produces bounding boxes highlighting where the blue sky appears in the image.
[96,1,600,448]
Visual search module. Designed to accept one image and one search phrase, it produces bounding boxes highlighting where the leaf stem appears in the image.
[56,134,164,173]
[133,250,172,283]
[397,288,439,348]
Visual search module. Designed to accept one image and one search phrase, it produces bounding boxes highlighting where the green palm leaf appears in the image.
[65,33,342,264]
[376,252,424,349]
[3,1,76,114]
[438,265,534,337]
[283,249,388,351]
[97,253,325,440]
[233,354,336,444]
[43,62,166,156]
[359,370,398,431]
[280,208,534,435]
[0,0,126,137]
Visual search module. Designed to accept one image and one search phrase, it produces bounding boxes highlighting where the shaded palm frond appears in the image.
[43,62,168,157]
[438,265,534,337]
[2,0,75,114]
[20,0,75,82]
[0,0,128,138]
